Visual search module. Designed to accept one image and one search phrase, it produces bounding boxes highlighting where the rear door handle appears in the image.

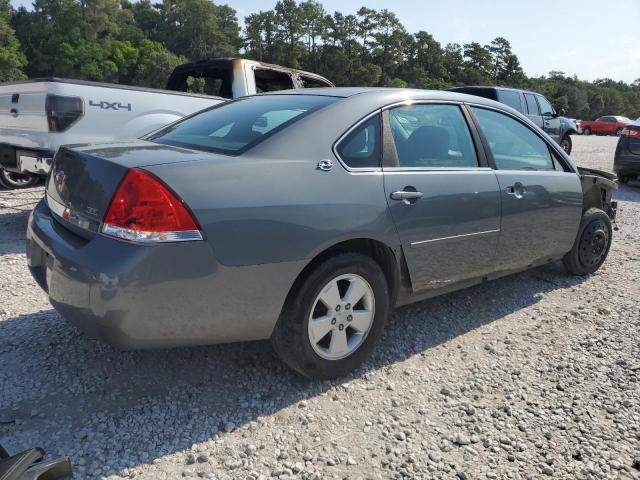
[390,189,423,204]
[505,182,526,199]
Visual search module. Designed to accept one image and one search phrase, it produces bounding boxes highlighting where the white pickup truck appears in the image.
[0,58,333,188]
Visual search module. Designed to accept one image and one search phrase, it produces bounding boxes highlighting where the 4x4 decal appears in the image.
[89,100,132,111]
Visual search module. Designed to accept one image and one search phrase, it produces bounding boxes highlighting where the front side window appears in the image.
[524,94,539,116]
[336,115,381,169]
[536,95,554,116]
[472,107,555,171]
[149,95,336,155]
[388,104,478,168]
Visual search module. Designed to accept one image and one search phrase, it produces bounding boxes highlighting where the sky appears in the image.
[10,0,640,83]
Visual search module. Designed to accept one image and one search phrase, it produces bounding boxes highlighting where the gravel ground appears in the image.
[1,135,639,480]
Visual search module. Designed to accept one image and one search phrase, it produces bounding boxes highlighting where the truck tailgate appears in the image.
[0,82,48,133]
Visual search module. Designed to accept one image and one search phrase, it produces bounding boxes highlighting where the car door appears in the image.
[470,106,583,272]
[524,93,543,130]
[536,95,561,142]
[382,103,501,291]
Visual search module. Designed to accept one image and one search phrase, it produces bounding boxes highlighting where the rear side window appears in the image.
[149,95,337,155]
[336,115,381,169]
[254,69,294,93]
[524,94,539,116]
[388,104,478,168]
[171,68,233,98]
[497,90,523,113]
[472,107,555,171]
[300,75,332,88]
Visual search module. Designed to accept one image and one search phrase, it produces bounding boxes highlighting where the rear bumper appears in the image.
[27,199,301,349]
[613,148,640,176]
[0,143,55,175]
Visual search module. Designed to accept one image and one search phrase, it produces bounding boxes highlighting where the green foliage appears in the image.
[3,0,638,119]
[0,0,26,80]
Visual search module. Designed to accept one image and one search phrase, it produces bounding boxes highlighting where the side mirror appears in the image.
[559,108,566,116]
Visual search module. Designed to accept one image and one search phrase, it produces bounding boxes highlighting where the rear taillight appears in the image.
[620,127,640,139]
[45,94,83,132]
[102,169,203,243]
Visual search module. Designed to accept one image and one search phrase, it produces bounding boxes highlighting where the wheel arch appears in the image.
[285,237,408,312]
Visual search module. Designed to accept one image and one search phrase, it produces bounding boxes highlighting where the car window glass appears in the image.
[472,107,555,171]
[524,94,539,116]
[387,104,478,168]
[254,69,294,93]
[536,96,554,116]
[172,68,233,98]
[149,95,337,155]
[336,115,381,169]
[497,90,523,112]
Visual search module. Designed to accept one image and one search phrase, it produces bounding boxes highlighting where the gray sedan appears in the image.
[27,88,617,378]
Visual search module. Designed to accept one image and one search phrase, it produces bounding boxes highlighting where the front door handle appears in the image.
[390,189,423,204]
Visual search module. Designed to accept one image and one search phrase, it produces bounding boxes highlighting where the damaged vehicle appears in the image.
[26,88,617,379]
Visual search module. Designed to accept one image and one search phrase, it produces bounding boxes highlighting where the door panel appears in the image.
[384,170,501,290]
[493,171,582,271]
[470,106,583,272]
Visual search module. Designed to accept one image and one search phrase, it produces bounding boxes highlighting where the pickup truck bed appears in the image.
[0,58,334,188]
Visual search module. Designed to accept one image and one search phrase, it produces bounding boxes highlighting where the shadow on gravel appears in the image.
[0,262,586,477]
[614,181,640,203]
[0,210,29,256]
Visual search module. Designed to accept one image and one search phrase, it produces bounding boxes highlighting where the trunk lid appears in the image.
[46,140,214,236]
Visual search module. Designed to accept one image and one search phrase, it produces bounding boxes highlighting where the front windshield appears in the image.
[148,95,338,155]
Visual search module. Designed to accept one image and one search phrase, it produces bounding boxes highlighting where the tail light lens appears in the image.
[45,94,83,132]
[102,168,203,243]
[620,127,640,139]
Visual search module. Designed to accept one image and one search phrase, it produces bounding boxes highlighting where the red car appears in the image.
[580,116,632,136]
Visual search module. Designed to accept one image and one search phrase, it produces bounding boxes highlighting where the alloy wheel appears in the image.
[307,274,375,360]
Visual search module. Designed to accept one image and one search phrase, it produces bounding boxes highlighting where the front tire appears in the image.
[560,135,572,154]
[563,208,612,276]
[615,128,623,136]
[271,252,390,379]
[0,169,39,189]
[583,127,591,136]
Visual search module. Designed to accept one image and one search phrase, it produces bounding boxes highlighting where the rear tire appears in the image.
[271,252,390,379]
[563,208,612,276]
[615,128,623,136]
[583,127,591,136]
[560,135,572,154]
[0,169,39,189]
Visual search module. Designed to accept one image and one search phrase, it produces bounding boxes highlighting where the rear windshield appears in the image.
[148,95,338,155]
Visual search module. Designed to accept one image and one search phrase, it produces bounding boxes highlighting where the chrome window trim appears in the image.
[382,100,484,172]
[464,101,577,173]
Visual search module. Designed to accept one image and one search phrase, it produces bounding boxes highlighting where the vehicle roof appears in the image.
[263,86,513,109]
[448,85,541,95]
[174,57,335,85]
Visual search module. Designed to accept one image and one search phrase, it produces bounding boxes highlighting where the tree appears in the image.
[461,42,493,84]
[0,0,26,81]
[274,0,304,67]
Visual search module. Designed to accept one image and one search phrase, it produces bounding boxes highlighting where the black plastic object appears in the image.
[0,444,72,480]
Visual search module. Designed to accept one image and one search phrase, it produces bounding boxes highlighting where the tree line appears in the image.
[1,0,639,120]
